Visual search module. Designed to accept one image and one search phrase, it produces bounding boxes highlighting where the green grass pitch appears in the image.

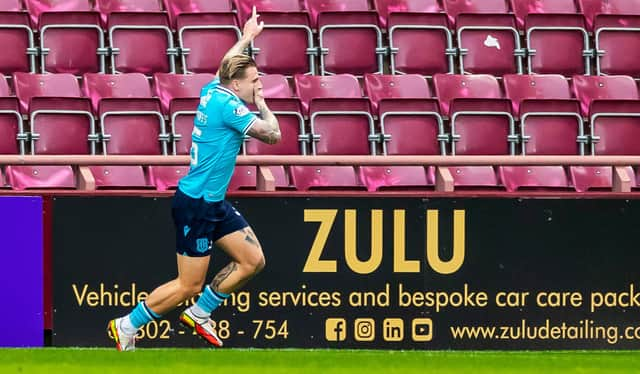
[0,349,639,374]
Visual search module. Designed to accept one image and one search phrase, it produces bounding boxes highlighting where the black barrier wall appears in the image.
[53,197,640,349]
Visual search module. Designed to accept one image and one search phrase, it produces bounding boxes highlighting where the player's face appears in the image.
[235,66,261,104]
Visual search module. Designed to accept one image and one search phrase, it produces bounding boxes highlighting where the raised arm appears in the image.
[216,6,264,78]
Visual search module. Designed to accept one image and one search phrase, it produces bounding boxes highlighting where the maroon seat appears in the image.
[228,165,290,190]
[510,0,579,30]
[579,0,640,30]
[95,0,162,23]
[373,0,441,28]
[6,165,75,190]
[432,73,502,114]
[37,11,105,75]
[177,12,240,74]
[456,14,523,76]
[89,165,152,189]
[588,100,640,155]
[304,0,370,28]
[244,98,306,155]
[499,166,571,192]
[148,165,190,191]
[24,0,92,26]
[363,73,430,113]
[572,75,639,115]
[106,12,176,74]
[164,0,233,27]
[594,15,640,76]
[503,74,571,114]
[525,14,591,76]
[359,166,434,191]
[84,73,168,155]
[442,0,508,27]
[13,72,83,112]
[518,99,586,155]
[0,12,36,75]
[290,165,365,190]
[0,96,25,154]
[448,166,501,189]
[294,73,361,114]
[387,12,453,76]
[0,0,21,11]
[570,166,636,192]
[260,74,293,98]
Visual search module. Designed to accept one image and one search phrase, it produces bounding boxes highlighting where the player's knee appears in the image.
[178,280,204,299]
[243,251,265,274]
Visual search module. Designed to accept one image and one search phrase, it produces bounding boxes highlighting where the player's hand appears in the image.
[242,6,264,42]
[254,86,266,106]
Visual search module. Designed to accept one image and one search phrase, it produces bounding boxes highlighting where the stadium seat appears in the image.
[0,96,25,155]
[164,0,233,27]
[250,12,316,75]
[148,165,189,191]
[579,0,640,30]
[442,0,509,26]
[588,100,640,155]
[83,72,153,110]
[106,12,176,74]
[88,165,153,189]
[304,0,371,28]
[525,14,591,76]
[363,73,431,113]
[24,0,93,26]
[244,98,307,155]
[5,165,75,190]
[387,12,453,76]
[228,165,291,190]
[0,167,7,188]
[364,74,445,155]
[593,15,640,76]
[153,73,214,154]
[373,0,442,28]
[37,11,105,75]
[13,72,83,113]
[510,0,579,30]
[153,73,214,114]
[294,73,362,114]
[434,74,516,155]
[176,12,240,74]
[503,74,572,114]
[499,166,571,192]
[518,99,586,155]
[448,166,502,189]
[455,14,524,75]
[571,75,639,115]
[12,72,96,155]
[260,74,293,98]
[295,74,376,155]
[0,0,22,11]
[359,166,434,191]
[316,11,385,75]
[0,12,36,75]
[95,0,163,23]
[289,165,365,190]
[570,166,636,192]
[84,73,168,155]
[29,97,97,155]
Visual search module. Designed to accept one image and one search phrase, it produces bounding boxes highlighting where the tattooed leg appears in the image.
[211,227,266,294]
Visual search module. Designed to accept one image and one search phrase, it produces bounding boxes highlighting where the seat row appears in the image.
[1,164,639,193]
[2,1,640,76]
[1,72,640,157]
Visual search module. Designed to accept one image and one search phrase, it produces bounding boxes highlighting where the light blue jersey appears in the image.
[178,78,257,202]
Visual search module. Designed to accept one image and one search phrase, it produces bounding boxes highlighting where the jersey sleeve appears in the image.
[222,99,258,135]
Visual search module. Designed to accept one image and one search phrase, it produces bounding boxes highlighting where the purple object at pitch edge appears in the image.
[0,196,43,347]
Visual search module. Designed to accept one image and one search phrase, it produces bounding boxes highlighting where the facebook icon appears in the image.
[325,318,347,341]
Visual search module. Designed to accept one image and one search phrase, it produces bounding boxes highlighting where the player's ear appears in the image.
[230,79,240,92]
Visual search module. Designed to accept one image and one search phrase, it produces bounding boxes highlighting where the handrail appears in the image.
[0,155,639,166]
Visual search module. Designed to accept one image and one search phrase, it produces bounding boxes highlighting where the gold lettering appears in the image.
[72,284,88,306]
[427,210,465,275]
[344,210,383,274]
[303,209,338,272]
[393,210,419,272]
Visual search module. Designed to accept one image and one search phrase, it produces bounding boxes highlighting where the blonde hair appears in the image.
[218,55,257,85]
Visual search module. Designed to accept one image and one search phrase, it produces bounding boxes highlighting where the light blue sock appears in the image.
[128,301,161,329]
[193,285,229,317]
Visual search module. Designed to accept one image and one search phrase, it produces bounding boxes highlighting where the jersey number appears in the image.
[190,143,198,166]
